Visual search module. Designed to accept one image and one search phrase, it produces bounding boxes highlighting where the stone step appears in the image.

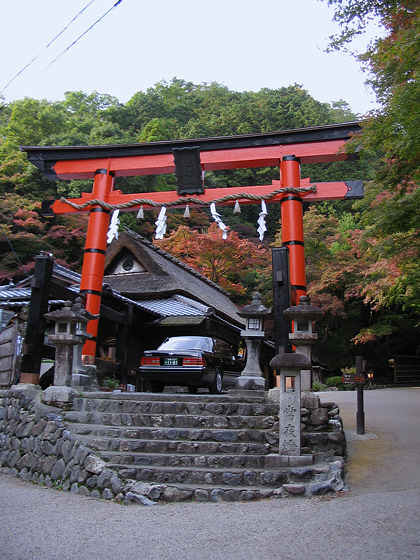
[77,433,270,456]
[108,463,331,487]
[163,484,278,502]
[100,451,267,468]
[113,464,289,486]
[124,462,344,503]
[80,431,341,464]
[61,394,344,502]
[67,423,275,445]
[71,395,278,418]
[130,481,280,502]
[64,410,276,430]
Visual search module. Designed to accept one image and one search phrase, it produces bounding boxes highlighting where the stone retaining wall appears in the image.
[0,387,136,503]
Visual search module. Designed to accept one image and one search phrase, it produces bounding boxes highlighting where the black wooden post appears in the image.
[20,252,54,383]
[116,304,132,388]
[356,355,367,435]
[271,247,291,354]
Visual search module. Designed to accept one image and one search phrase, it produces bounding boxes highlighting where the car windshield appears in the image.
[158,337,212,352]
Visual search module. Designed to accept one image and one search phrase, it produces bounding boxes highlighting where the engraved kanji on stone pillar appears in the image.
[266,352,313,467]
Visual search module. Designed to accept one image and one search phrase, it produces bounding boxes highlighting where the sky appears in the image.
[0,0,381,116]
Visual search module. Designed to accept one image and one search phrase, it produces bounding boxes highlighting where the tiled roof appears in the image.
[0,283,216,322]
[52,263,81,283]
[0,287,31,301]
[138,295,211,317]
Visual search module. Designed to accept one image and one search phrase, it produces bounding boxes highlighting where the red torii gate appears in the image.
[22,122,362,360]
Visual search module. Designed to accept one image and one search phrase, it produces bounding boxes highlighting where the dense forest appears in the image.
[0,0,418,378]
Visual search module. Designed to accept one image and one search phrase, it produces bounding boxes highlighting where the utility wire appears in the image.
[0,0,123,112]
[0,226,30,279]
[0,0,96,96]
[42,0,123,72]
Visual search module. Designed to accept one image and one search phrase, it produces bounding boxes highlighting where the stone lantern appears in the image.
[71,297,99,388]
[41,300,90,405]
[235,292,271,391]
[283,295,323,392]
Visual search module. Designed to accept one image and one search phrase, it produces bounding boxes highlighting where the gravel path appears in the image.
[1,474,419,560]
[319,387,420,493]
[1,387,419,560]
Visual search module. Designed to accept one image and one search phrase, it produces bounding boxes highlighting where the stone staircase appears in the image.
[61,391,346,502]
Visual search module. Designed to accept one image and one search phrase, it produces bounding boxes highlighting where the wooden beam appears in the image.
[21,122,362,180]
[20,254,54,379]
[99,304,127,325]
[50,179,363,215]
[51,140,348,180]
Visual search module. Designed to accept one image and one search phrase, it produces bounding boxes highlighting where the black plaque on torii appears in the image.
[172,146,203,196]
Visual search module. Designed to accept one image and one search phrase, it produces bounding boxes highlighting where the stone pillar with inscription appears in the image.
[266,352,313,467]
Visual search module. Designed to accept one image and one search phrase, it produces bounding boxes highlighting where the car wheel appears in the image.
[210,368,223,394]
[188,386,198,394]
[149,380,164,393]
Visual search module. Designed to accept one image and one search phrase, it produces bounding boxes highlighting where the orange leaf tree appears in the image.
[155,223,270,303]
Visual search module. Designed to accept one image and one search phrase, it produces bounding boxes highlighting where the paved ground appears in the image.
[319,387,420,494]
[0,387,419,560]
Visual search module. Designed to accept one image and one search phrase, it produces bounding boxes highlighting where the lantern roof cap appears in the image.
[270,351,311,369]
[238,292,272,318]
[44,300,93,324]
[71,296,100,321]
[283,296,323,320]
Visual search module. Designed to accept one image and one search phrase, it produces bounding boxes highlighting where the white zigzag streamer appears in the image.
[210,202,228,240]
[155,206,167,239]
[107,209,120,244]
[257,200,267,241]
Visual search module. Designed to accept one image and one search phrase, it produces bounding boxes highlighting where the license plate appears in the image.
[164,357,179,366]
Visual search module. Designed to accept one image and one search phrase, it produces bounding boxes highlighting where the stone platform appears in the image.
[0,388,346,504]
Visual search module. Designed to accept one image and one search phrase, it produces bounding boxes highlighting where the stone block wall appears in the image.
[0,388,131,503]
[300,395,346,459]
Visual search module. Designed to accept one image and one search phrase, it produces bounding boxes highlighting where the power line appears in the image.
[42,0,123,73]
[0,0,96,96]
[0,0,123,112]
[0,226,31,280]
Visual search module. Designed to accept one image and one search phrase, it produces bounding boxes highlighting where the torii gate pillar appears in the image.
[80,168,114,362]
[280,155,306,305]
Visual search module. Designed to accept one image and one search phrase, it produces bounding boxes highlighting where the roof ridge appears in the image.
[53,262,81,281]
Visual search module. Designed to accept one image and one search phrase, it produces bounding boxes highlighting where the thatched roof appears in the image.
[104,229,245,328]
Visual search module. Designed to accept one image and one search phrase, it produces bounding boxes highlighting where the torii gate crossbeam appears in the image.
[22,122,363,359]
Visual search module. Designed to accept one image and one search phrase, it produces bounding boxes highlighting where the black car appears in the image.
[139,336,244,394]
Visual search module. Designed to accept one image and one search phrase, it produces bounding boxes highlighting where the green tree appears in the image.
[0,98,65,198]
[325,0,419,185]
[321,0,420,360]
[138,117,173,142]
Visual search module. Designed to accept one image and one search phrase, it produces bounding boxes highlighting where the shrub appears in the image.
[312,381,327,392]
[325,376,344,390]
[103,377,120,389]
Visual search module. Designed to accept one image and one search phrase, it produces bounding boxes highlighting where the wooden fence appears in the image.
[0,321,19,388]
[389,355,420,384]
